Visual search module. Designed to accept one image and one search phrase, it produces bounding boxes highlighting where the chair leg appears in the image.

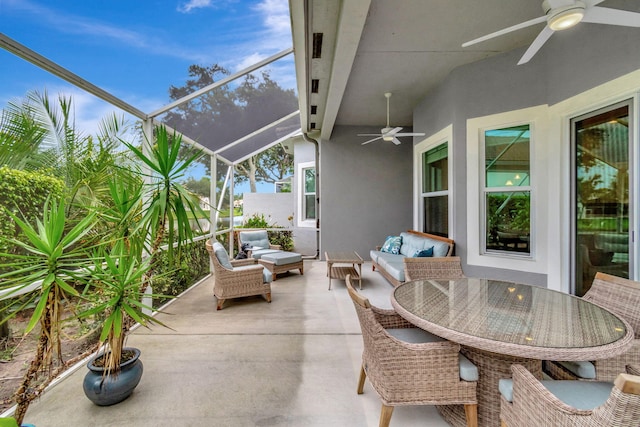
[216,298,225,310]
[379,404,394,427]
[500,421,507,427]
[357,364,367,394]
[265,292,272,303]
[464,403,478,427]
[299,265,304,275]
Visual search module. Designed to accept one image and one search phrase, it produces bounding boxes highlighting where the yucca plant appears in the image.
[122,125,206,290]
[0,197,98,425]
[79,241,165,376]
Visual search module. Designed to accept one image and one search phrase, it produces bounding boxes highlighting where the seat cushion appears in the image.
[557,360,597,379]
[212,242,234,269]
[499,378,613,410]
[261,251,302,265]
[239,230,271,250]
[378,258,405,282]
[250,248,282,260]
[386,328,478,381]
[234,265,273,283]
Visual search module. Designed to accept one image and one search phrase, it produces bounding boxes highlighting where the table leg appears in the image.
[357,263,362,289]
[327,261,332,290]
[437,347,542,427]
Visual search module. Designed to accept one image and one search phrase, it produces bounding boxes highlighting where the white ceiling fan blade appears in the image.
[582,7,640,27]
[361,136,383,145]
[357,133,383,136]
[462,15,547,47]
[394,132,426,137]
[518,25,555,65]
[384,127,403,136]
[391,138,402,145]
[583,0,608,7]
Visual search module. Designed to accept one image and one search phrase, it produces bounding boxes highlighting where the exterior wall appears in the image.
[413,22,640,290]
[243,193,293,228]
[319,125,413,259]
[293,139,318,257]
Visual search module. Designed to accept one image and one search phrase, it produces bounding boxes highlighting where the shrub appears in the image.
[0,167,65,259]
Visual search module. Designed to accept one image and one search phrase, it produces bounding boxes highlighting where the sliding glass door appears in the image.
[572,100,633,296]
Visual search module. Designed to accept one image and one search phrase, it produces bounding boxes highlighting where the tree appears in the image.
[163,65,297,192]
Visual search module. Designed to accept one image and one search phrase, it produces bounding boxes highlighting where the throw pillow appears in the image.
[414,246,434,257]
[381,236,402,255]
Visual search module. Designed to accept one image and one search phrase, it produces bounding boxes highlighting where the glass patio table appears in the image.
[391,278,634,427]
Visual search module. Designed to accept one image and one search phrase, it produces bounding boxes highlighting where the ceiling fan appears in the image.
[358,92,425,145]
[462,0,640,65]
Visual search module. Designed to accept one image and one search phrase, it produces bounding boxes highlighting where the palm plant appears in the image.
[0,198,98,425]
[123,125,206,289]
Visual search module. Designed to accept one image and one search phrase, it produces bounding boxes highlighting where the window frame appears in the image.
[414,125,453,237]
[297,161,316,227]
[481,123,533,257]
[466,106,546,273]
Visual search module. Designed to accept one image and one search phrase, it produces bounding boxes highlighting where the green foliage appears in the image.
[0,167,65,255]
[183,176,211,198]
[241,213,272,228]
[269,230,293,252]
[237,214,294,251]
[151,239,209,307]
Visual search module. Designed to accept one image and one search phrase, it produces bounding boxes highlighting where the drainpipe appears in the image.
[303,132,320,259]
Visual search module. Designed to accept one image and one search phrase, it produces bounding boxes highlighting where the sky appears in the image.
[0,0,295,192]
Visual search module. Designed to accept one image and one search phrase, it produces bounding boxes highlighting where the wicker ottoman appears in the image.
[258,252,304,281]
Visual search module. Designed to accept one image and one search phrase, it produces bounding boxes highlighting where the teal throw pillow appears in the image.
[381,236,402,254]
[413,247,434,257]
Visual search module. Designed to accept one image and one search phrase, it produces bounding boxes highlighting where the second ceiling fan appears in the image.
[358,92,425,145]
[462,0,640,65]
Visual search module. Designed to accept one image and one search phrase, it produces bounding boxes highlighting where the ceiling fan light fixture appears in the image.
[547,3,585,31]
[382,135,394,142]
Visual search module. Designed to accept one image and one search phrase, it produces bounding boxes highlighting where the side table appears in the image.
[325,251,363,290]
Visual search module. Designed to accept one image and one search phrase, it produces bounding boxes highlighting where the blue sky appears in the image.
[0,0,295,192]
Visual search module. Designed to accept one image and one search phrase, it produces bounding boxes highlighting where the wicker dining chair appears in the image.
[345,275,478,427]
[205,240,272,310]
[500,364,640,427]
[403,256,465,281]
[544,272,640,382]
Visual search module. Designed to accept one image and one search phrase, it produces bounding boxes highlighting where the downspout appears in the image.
[303,132,320,259]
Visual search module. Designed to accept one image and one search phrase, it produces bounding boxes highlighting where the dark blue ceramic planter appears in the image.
[83,347,143,406]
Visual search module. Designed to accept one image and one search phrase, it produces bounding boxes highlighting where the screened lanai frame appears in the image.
[0,32,302,254]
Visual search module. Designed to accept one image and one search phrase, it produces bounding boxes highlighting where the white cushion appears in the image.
[499,378,613,410]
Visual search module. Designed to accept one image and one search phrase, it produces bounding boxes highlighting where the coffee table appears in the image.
[325,251,363,290]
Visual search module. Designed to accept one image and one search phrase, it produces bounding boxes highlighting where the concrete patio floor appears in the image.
[19,259,452,426]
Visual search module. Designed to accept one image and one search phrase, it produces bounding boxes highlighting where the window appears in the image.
[297,161,316,227]
[483,124,531,255]
[303,167,316,220]
[421,143,448,236]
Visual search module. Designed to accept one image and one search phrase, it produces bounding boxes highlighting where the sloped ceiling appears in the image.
[290,0,640,140]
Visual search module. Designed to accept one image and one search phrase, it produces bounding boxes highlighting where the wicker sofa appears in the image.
[370,230,455,287]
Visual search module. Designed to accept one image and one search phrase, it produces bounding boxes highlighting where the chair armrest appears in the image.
[231,258,258,267]
[626,364,640,376]
[510,364,592,416]
[371,305,414,329]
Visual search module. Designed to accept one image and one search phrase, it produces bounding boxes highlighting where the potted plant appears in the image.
[77,124,205,404]
[78,241,160,406]
[0,124,206,421]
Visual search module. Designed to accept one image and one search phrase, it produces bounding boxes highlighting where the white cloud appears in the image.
[177,0,213,13]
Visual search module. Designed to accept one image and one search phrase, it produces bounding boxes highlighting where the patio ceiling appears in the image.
[290,0,640,140]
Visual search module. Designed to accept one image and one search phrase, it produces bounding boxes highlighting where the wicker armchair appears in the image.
[206,240,271,310]
[544,272,640,382]
[404,256,465,281]
[345,275,478,427]
[500,364,640,427]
